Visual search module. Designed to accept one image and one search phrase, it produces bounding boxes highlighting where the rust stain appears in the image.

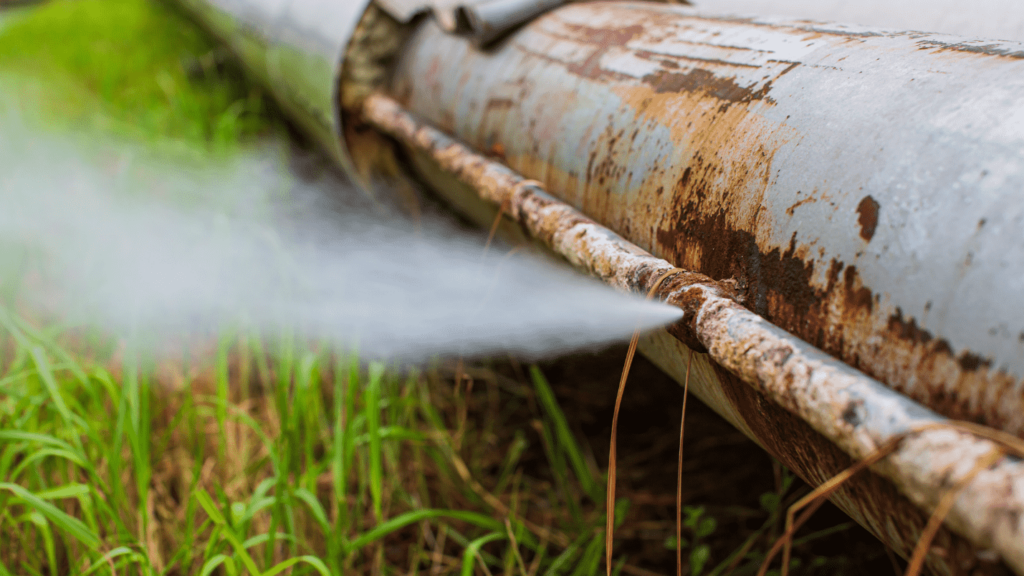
[657,164,1022,433]
[484,97,516,112]
[634,49,762,70]
[784,191,816,216]
[856,195,879,242]
[659,190,1024,433]
[642,67,767,102]
[917,39,1024,60]
[561,23,644,80]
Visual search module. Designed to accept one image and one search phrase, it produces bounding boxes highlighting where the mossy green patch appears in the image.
[0,0,278,153]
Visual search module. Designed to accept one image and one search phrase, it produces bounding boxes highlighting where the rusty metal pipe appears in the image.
[384,2,1024,443]
[363,92,1024,576]
[365,6,1024,568]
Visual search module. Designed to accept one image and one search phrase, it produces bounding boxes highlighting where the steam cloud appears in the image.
[0,122,682,361]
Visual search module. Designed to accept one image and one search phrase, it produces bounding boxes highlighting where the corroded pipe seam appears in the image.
[361,92,1024,573]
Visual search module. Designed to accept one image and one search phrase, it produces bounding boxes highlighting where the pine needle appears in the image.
[607,268,684,576]
[904,448,1004,576]
[483,201,508,256]
[677,349,693,576]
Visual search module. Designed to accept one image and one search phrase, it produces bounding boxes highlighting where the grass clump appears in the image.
[0,321,882,575]
[0,318,632,575]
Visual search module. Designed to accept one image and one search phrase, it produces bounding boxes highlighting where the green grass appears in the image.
[0,0,877,574]
[0,0,274,153]
[0,316,630,575]
[0,316,870,575]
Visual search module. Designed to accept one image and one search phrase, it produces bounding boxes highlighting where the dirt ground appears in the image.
[531,346,897,574]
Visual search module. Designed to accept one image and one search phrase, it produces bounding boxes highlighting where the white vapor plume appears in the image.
[0,123,682,361]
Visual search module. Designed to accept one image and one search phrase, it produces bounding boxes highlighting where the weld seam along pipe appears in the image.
[362,92,1024,575]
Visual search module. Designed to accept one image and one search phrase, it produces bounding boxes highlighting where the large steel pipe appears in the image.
[385,2,1024,441]
[173,0,367,173]
[365,3,1024,573]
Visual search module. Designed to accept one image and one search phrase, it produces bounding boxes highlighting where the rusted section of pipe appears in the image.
[363,91,1024,575]
[635,330,992,576]
[387,1,1024,441]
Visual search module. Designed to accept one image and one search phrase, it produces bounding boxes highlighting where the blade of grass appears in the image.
[198,554,232,576]
[542,530,591,576]
[904,448,1003,576]
[366,362,385,524]
[263,556,331,576]
[0,482,100,550]
[677,350,692,576]
[345,509,503,552]
[79,547,144,576]
[570,533,606,576]
[461,532,505,576]
[194,489,261,576]
[216,334,230,463]
[529,366,597,501]
[606,268,683,576]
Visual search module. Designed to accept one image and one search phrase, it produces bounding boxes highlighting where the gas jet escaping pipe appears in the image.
[173,0,1024,573]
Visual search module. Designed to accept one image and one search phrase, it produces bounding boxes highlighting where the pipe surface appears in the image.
[174,0,370,173]
[695,0,1024,42]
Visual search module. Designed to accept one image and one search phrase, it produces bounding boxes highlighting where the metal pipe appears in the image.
[368,6,1024,568]
[384,0,1024,448]
[364,92,1024,576]
[172,0,370,174]
[357,4,1024,571]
